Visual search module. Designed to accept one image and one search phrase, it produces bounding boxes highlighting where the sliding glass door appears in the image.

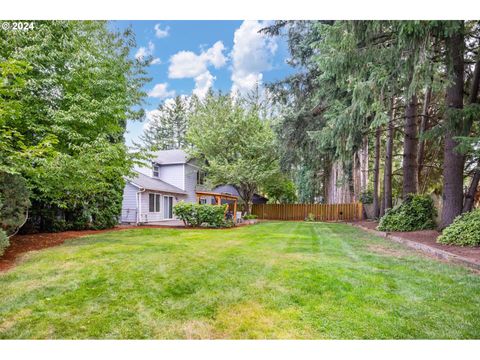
[163,196,173,219]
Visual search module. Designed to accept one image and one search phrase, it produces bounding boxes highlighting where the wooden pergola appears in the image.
[195,191,239,221]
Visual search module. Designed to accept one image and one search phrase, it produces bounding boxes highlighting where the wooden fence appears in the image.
[251,203,363,221]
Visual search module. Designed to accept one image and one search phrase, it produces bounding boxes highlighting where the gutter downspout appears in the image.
[136,188,146,225]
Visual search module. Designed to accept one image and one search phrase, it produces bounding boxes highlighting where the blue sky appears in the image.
[110,20,294,146]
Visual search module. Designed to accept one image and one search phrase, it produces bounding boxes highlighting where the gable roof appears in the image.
[126,171,186,194]
[152,149,190,165]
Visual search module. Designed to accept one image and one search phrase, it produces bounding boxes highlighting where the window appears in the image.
[152,165,159,177]
[196,170,205,185]
[199,197,207,205]
[163,196,173,219]
[149,193,161,212]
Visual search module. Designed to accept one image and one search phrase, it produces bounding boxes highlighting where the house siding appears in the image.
[184,163,199,203]
[138,191,186,223]
[121,153,206,223]
[121,183,139,223]
[157,164,185,190]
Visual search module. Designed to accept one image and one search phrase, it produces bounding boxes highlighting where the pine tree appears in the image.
[140,95,196,151]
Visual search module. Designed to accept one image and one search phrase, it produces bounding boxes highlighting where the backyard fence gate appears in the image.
[251,203,363,221]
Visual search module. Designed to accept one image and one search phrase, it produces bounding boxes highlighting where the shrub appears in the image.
[223,219,235,228]
[243,214,257,220]
[360,190,373,204]
[0,229,9,257]
[173,202,228,228]
[438,209,480,246]
[377,194,437,232]
[0,172,30,235]
[305,213,315,222]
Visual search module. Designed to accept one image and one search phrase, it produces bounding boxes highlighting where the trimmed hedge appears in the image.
[438,209,480,247]
[173,202,228,228]
[377,194,437,232]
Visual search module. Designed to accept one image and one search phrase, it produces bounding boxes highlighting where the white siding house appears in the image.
[120,170,188,224]
[121,149,241,224]
[121,150,199,224]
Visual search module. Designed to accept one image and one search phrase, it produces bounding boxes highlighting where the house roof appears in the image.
[212,184,268,202]
[152,149,191,165]
[126,171,186,194]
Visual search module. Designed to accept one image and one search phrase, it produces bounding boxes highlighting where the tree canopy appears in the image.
[263,20,480,227]
[187,93,279,212]
[0,21,149,232]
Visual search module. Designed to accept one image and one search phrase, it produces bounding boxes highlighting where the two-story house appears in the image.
[120,149,238,224]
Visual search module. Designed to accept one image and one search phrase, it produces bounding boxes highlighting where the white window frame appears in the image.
[163,195,174,219]
[148,193,161,213]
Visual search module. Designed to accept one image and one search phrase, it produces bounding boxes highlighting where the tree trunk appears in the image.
[417,86,432,188]
[440,23,465,229]
[403,94,419,198]
[462,169,480,213]
[459,57,480,214]
[379,190,385,217]
[238,184,256,215]
[463,58,480,135]
[384,98,395,211]
[372,127,381,218]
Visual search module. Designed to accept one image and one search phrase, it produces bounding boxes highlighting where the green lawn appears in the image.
[1,222,479,339]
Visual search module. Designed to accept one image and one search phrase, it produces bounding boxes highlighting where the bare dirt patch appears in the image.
[367,244,408,258]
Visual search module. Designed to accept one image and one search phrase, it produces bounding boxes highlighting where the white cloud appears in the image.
[147,83,175,99]
[135,41,155,60]
[193,72,215,98]
[230,21,278,96]
[168,41,227,98]
[150,57,161,65]
[169,51,208,78]
[203,41,227,68]
[154,23,170,38]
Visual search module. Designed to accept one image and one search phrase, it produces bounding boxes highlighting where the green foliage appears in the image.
[139,95,197,151]
[187,93,279,211]
[0,172,30,235]
[243,214,257,220]
[262,174,297,204]
[359,190,373,204]
[25,139,131,231]
[263,20,461,203]
[0,21,149,232]
[0,229,8,257]
[438,209,480,246]
[173,202,228,228]
[377,194,437,231]
[305,213,316,222]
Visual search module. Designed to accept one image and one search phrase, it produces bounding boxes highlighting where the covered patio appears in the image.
[195,190,239,222]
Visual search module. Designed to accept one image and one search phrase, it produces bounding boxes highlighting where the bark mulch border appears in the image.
[349,222,480,271]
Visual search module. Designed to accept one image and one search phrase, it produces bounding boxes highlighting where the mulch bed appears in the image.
[355,220,480,266]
